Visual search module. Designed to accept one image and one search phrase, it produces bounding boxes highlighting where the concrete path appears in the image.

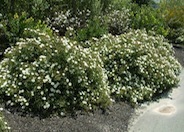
[129,69,184,132]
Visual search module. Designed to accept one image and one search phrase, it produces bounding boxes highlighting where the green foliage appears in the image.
[2,12,52,46]
[89,30,181,104]
[130,4,169,36]
[74,17,108,42]
[0,29,111,116]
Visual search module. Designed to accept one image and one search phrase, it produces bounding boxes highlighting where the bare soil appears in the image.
[1,102,133,132]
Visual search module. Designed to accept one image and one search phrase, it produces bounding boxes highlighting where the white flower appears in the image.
[31,91,34,96]
[37,86,41,90]
[68,82,72,86]
[54,82,60,88]
[39,55,47,59]
[0,23,3,28]
[44,75,52,83]
[43,102,50,109]
[40,91,44,95]
[42,97,46,100]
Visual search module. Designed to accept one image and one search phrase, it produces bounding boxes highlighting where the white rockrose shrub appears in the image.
[89,30,181,104]
[0,28,111,116]
[105,8,131,35]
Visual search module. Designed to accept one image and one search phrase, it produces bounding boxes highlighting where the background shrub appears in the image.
[0,29,111,116]
[160,0,184,44]
[130,4,169,37]
[1,12,52,47]
[89,30,181,104]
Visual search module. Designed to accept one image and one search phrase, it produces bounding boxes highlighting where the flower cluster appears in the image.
[89,29,181,104]
[0,28,111,116]
[105,8,131,35]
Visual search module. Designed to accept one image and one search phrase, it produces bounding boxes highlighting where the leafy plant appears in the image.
[2,12,52,46]
[0,28,111,116]
[74,17,108,42]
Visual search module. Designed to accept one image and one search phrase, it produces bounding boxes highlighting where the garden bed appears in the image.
[0,46,183,132]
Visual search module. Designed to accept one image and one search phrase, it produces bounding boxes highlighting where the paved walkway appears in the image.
[129,69,184,132]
